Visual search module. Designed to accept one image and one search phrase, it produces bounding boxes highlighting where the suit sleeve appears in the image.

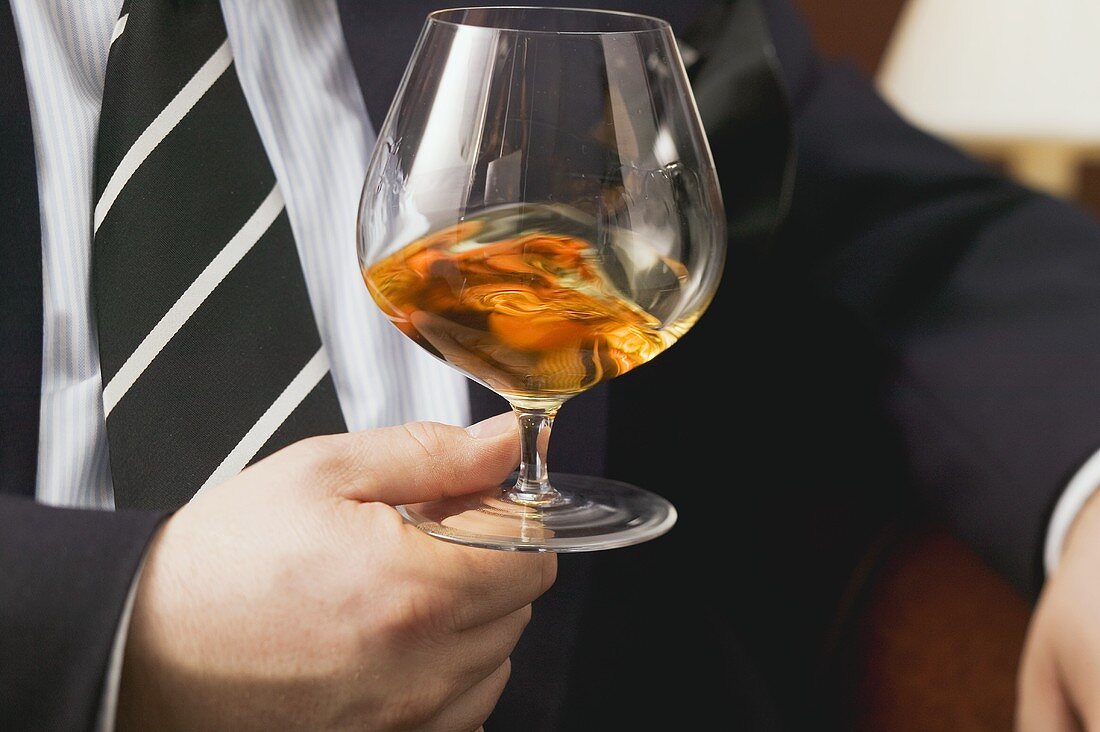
[758,0,1100,598]
[0,494,166,731]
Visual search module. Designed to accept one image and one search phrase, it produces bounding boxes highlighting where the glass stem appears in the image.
[507,404,563,506]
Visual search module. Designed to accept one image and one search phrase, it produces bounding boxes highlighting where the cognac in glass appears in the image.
[358,7,726,551]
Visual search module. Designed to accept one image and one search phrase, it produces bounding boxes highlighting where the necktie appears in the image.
[92,0,347,510]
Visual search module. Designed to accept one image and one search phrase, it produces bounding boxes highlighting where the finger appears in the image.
[424,658,512,732]
[1017,620,1081,732]
[446,606,530,688]
[306,412,519,504]
[426,545,556,630]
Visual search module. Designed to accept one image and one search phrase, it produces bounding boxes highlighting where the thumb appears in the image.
[326,412,518,505]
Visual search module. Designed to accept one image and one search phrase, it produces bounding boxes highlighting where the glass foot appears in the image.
[396,473,676,552]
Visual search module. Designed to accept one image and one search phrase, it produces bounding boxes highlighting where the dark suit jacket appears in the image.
[5,1,1100,730]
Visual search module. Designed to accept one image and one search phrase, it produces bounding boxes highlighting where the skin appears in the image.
[116,412,557,731]
[1017,492,1100,731]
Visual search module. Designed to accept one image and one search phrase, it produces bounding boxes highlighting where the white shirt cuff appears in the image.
[96,551,150,732]
[1043,446,1100,576]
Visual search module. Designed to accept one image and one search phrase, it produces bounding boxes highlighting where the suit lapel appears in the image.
[0,0,42,498]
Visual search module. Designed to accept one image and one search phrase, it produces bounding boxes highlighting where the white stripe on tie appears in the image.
[194,348,333,497]
[94,39,233,234]
[109,13,128,46]
[102,186,285,416]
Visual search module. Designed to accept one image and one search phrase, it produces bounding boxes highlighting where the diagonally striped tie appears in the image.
[92,0,347,510]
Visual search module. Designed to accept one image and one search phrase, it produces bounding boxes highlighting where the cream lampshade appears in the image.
[876,0,1100,198]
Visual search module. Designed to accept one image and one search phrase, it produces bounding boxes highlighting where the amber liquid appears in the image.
[364,204,704,405]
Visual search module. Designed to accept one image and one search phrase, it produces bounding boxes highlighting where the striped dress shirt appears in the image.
[11,0,472,511]
[11,1,471,728]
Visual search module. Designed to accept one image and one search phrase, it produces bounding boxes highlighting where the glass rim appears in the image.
[427,6,673,36]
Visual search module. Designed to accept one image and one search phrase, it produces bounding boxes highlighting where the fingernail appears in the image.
[466,412,514,439]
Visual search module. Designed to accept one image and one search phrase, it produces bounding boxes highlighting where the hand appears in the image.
[116,413,556,731]
[1017,491,1100,731]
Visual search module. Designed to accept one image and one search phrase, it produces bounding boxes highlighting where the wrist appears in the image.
[115,521,172,731]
